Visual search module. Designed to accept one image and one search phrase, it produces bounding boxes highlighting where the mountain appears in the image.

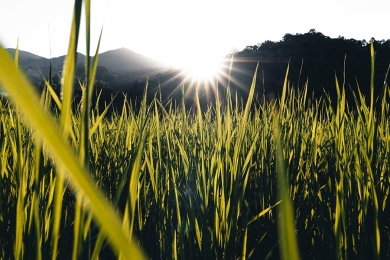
[5,47,170,89]
[98,48,168,76]
[6,49,43,61]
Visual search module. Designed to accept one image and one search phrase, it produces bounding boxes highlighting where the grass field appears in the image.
[0,1,389,259]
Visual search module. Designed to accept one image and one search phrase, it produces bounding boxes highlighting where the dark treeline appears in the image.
[231,29,390,107]
[120,29,390,112]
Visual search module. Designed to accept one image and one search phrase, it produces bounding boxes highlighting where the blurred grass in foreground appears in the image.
[0,0,389,259]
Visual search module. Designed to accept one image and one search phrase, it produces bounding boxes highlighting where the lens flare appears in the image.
[175,55,223,85]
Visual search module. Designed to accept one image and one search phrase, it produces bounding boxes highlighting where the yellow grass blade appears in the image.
[274,113,300,260]
[0,46,146,260]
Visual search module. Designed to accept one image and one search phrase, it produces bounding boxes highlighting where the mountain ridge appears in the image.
[5,49,44,61]
[5,47,170,88]
[6,47,167,65]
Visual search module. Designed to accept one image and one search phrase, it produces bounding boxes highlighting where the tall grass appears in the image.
[0,0,145,259]
[0,1,390,259]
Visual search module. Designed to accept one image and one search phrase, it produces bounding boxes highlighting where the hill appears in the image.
[125,29,390,110]
[98,48,167,77]
[229,29,390,105]
[5,47,170,89]
[6,49,43,61]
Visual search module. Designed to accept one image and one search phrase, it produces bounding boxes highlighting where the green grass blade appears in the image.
[88,92,116,138]
[247,200,281,226]
[274,113,300,260]
[14,39,19,66]
[60,0,82,136]
[32,136,43,260]
[0,47,146,260]
[43,79,62,110]
[51,174,64,260]
[14,115,25,260]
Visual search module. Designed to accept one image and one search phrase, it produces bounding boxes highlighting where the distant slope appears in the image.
[98,48,168,74]
[5,49,86,68]
[6,49,43,61]
[5,48,170,89]
[50,52,86,68]
[6,48,168,73]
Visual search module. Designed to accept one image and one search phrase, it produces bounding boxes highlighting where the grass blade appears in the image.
[0,46,146,260]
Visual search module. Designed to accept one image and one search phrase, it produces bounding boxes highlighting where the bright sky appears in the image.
[1,0,389,70]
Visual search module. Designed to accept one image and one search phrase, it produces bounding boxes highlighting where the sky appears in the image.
[1,0,390,71]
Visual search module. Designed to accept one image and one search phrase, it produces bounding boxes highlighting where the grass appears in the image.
[0,1,390,259]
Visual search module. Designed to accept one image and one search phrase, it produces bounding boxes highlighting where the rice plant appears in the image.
[0,0,389,259]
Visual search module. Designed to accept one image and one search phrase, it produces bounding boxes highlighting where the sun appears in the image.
[175,54,223,84]
[183,60,221,82]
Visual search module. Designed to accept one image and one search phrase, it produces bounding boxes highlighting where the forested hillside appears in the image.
[127,29,390,110]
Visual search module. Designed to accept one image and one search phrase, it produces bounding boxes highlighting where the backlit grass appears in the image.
[0,1,389,259]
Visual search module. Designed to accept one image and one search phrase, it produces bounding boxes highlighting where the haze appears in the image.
[1,0,389,69]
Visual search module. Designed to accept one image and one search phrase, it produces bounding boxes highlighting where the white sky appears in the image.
[1,0,389,68]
